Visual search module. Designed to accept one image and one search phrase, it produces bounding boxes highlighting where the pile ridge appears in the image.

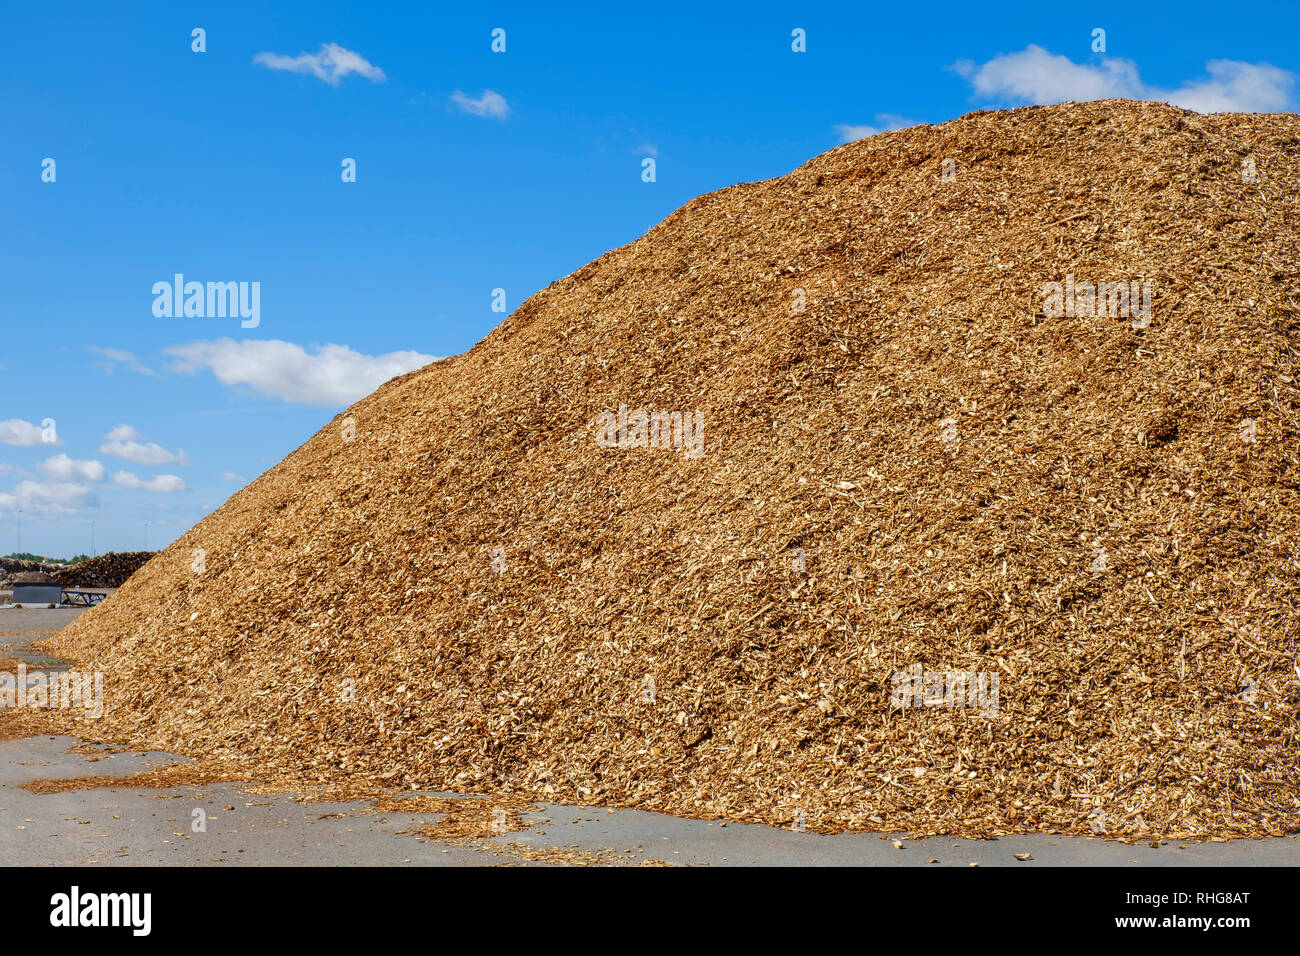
[43,100,1300,838]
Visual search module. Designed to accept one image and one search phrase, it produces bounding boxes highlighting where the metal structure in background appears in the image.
[61,590,107,607]
[7,571,105,607]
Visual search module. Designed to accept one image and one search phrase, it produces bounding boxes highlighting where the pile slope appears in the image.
[45,100,1300,838]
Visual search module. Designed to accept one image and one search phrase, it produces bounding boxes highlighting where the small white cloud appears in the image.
[39,454,106,482]
[100,427,189,466]
[0,480,97,517]
[633,143,659,157]
[834,125,876,142]
[253,42,386,86]
[88,346,157,377]
[164,338,438,406]
[89,346,135,363]
[450,89,509,120]
[952,46,1140,104]
[101,441,189,466]
[112,471,187,493]
[221,471,246,483]
[105,424,142,441]
[0,419,55,447]
[833,114,916,143]
[953,45,1294,112]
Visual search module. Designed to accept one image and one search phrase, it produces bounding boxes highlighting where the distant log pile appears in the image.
[55,552,156,589]
[0,557,63,586]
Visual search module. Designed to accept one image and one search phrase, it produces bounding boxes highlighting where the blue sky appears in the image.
[2,0,1296,557]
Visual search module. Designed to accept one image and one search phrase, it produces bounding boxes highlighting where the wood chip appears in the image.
[27,99,1300,841]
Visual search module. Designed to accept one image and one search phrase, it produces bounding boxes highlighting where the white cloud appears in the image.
[0,419,55,447]
[99,426,189,466]
[952,46,1295,112]
[88,345,157,377]
[633,144,659,157]
[253,42,386,86]
[100,441,189,466]
[112,471,187,493]
[0,480,97,517]
[833,114,917,143]
[39,454,106,482]
[105,424,141,441]
[450,89,509,120]
[221,471,246,483]
[164,338,438,406]
[1168,60,1296,112]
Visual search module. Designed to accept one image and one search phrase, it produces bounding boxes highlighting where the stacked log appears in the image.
[54,552,156,589]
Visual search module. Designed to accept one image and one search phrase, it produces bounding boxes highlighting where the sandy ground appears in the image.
[3,606,1298,866]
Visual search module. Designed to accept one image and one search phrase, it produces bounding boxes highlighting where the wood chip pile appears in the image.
[42,100,1300,839]
[55,552,155,589]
